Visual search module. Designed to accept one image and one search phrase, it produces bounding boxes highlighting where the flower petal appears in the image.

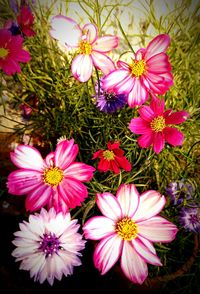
[114,156,132,172]
[102,69,129,92]
[145,34,170,60]
[138,132,153,148]
[127,79,148,107]
[129,117,150,134]
[71,54,93,82]
[82,23,98,43]
[138,106,155,122]
[96,192,122,221]
[150,95,165,115]
[25,184,52,212]
[165,111,189,125]
[83,216,115,240]
[121,241,148,284]
[133,190,166,222]
[147,53,171,73]
[153,132,165,154]
[164,127,184,146]
[64,162,95,181]
[91,51,115,75]
[54,139,78,170]
[116,184,139,217]
[92,36,119,52]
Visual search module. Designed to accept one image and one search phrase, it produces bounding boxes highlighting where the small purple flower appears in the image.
[4,20,21,36]
[94,79,127,114]
[179,207,200,233]
[166,180,193,206]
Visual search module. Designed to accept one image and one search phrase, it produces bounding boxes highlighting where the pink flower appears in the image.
[7,139,95,213]
[0,29,30,75]
[50,15,118,82]
[12,208,86,285]
[129,95,189,154]
[93,141,131,174]
[102,34,173,107]
[17,6,36,37]
[83,184,178,284]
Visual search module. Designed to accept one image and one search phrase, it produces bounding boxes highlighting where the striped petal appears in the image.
[116,184,139,217]
[96,192,122,221]
[72,54,93,82]
[83,216,115,240]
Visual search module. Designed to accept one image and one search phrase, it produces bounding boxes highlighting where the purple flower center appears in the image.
[39,233,61,256]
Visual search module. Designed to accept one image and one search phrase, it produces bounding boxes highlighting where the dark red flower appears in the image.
[17,6,35,37]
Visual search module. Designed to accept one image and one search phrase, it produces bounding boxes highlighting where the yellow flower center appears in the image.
[43,167,64,186]
[116,217,138,240]
[78,40,92,55]
[150,116,166,132]
[0,47,9,58]
[103,150,115,160]
[130,60,146,77]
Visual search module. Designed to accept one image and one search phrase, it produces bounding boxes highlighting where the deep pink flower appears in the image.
[50,15,118,82]
[0,29,30,75]
[129,95,189,154]
[102,34,173,107]
[7,139,95,213]
[17,6,36,37]
[83,184,178,284]
[93,141,131,174]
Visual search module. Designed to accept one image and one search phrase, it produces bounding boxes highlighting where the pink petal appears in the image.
[121,241,148,284]
[137,236,156,254]
[15,49,31,62]
[91,51,115,75]
[116,184,139,217]
[93,234,122,275]
[137,216,178,242]
[1,58,21,75]
[138,105,155,122]
[132,190,166,222]
[144,74,168,94]
[10,145,45,170]
[111,73,135,94]
[71,54,93,82]
[54,139,78,170]
[64,162,95,181]
[83,216,115,240]
[165,111,189,125]
[117,60,130,70]
[145,34,170,60]
[131,238,162,266]
[96,192,122,221]
[149,95,165,115]
[129,118,150,134]
[92,36,119,52]
[82,23,98,43]
[153,132,165,154]
[163,127,184,146]
[102,69,130,92]
[138,132,153,148]
[146,53,171,73]
[127,79,148,107]
[50,15,81,47]
[25,184,52,211]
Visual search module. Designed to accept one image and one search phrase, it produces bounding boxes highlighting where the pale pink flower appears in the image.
[129,95,189,154]
[12,208,86,285]
[83,184,178,284]
[49,15,119,82]
[7,139,95,213]
[102,34,173,107]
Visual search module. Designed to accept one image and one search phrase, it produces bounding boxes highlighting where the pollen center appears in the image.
[150,116,166,132]
[78,40,92,55]
[103,150,115,160]
[130,60,146,77]
[116,217,138,240]
[0,47,9,58]
[43,167,64,186]
[39,233,61,257]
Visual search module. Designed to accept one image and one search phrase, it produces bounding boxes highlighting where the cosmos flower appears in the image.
[83,184,178,284]
[50,15,118,82]
[129,95,189,154]
[102,34,173,107]
[166,180,194,206]
[0,29,30,75]
[12,208,86,285]
[7,138,95,213]
[17,6,36,37]
[179,207,200,233]
[94,78,127,113]
[92,141,131,174]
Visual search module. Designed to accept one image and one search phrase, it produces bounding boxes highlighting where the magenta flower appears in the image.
[83,184,178,284]
[12,208,86,285]
[0,29,30,75]
[50,15,118,82]
[102,34,173,107]
[7,139,95,213]
[129,95,189,154]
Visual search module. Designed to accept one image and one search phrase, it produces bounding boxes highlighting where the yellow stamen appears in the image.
[150,116,166,132]
[130,60,146,77]
[78,40,92,55]
[116,217,138,240]
[103,150,115,161]
[0,47,9,58]
[43,167,64,186]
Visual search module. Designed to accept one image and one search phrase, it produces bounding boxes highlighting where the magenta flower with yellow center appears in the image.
[49,15,118,82]
[129,95,189,154]
[83,184,178,284]
[7,139,95,213]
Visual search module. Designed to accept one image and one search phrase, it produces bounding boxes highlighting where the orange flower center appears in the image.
[130,60,146,77]
[116,217,138,240]
[43,167,64,186]
[150,116,166,132]
[103,150,115,160]
[78,40,92,55]
[0,47,9,58]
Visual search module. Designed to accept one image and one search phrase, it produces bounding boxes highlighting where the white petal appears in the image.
[96,192,122,221]
[116,184,139,217]
[83,216,115,240]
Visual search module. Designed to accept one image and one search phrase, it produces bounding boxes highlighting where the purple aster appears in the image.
[94,79,127,114]
[179,207,200,233]
[166,180,193,206]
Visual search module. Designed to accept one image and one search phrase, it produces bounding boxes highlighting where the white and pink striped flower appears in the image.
[102,34,173,107]
[12,208,86,285]
[49,15,119,82]
[83,184,178,284]
[7,139,95,213]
